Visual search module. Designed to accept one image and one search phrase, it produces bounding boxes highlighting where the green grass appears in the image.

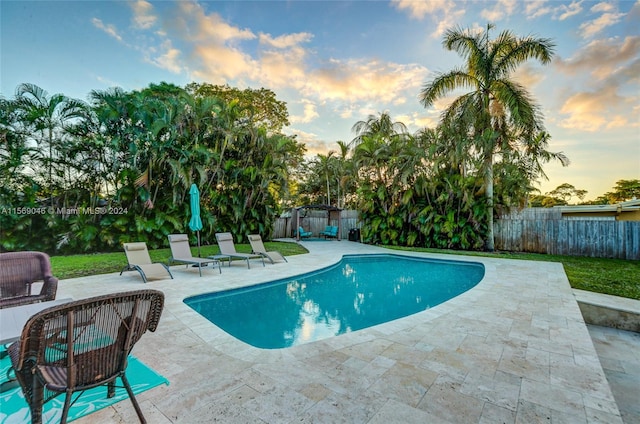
[385,246,640,300]
[50,242,308,280]
[50,243,639,301]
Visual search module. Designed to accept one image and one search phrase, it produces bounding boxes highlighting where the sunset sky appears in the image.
[2,0,638,201]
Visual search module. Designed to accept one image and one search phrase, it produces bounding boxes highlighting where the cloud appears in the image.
[130,0,157,30]
[554,35,640,132]
[525,1,553,19]
[290,99,319,124]
[555,36,640,81]
[390,0,464,37]
[259,32,314,49]
[91,18,123,42]
[304,59,427,105]
[481,0,517,21]
[169,1,258,83]
[556,1,583,20]
[395,111,438,132]
[579,11,626,38]
[558,86,634,131]
[591,2,615,13]
[390,0,454,19]
[513,63,547,87]
[157,2,429,111]
[146,40,183,74]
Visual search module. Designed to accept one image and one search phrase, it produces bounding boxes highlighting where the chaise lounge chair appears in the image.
[0,251,58,309]
[247,234,288,264]
[215,232,265,269]
[167,234,221,276]
[121,242,173,283]
[297,226,312,238]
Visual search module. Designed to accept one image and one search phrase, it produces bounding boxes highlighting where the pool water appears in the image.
[184,254,484,349]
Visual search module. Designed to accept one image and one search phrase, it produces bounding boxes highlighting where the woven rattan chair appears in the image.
[0,251,58,309]
[7,289,165,424]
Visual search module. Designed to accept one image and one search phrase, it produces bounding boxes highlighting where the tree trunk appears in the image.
[484,153,495,251]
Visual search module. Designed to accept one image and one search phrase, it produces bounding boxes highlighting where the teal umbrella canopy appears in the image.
[188,184,203,232]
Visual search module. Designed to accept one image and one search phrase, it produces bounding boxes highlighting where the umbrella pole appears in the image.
[197,231,201,257]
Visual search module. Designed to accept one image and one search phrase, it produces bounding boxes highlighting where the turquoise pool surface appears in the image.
[184,254,485,349]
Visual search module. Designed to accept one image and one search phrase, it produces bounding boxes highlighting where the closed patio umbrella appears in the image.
[188,184,203,257]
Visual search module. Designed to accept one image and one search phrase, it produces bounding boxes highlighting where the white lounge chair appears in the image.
[247,234,288,264]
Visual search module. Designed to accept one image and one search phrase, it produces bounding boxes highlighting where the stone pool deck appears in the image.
[60,240,626,423]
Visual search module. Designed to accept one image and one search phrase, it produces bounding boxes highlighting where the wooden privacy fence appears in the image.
[273,207,639,259]
[273,210,360,240]
[495,208,640,260]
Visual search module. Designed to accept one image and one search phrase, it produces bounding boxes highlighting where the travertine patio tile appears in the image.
[369,361,439,406]
[515,399,553,423]
[241,387,316,423]
[368,399,454,424]
[460,370,521,411]
[520,378,585,416]
[176,385,264,423]
[418,381,485,423]
[479,402,517,424]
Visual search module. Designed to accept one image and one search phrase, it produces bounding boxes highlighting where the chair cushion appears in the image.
[125,243,146,252]
[169,234,189,242]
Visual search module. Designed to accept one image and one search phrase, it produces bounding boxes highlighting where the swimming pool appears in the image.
[184,254,484,349]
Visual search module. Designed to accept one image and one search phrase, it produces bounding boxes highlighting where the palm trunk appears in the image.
[484,153,494,251]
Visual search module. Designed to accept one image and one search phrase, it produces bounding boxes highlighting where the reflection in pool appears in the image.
[184,254,484,349]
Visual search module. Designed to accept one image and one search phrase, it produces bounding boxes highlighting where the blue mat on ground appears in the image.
[0,352,169,423]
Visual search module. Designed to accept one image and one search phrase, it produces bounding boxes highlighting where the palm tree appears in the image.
[350,112,408,147]
[419,23,556,251]
[12,83,87,206]
[315,152,336,205]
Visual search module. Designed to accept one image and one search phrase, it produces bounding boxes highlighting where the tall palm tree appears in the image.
[419,23,556,251]
[315,152,336,205]
[13,83,87,206]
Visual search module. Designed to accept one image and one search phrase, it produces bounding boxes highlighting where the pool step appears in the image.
[574,289,640,332]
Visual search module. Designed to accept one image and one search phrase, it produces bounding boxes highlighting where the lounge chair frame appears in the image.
[168,234,221,276]
[247,234,288,264]
[121,242,174,283]
[214,232,265,269]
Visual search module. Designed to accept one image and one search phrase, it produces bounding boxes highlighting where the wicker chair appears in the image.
[0,251,58,309]
[7,289,165,424]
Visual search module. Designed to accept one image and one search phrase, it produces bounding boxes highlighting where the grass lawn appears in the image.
[50,241,308,279]
[50,243,639,300]
[386,246,640,300]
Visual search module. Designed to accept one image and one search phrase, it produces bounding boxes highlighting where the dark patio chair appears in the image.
[0,251,58,309]
[7,289,165,424]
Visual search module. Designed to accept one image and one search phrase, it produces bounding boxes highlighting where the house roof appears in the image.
[294,204,342,212]
[556,199,640,214]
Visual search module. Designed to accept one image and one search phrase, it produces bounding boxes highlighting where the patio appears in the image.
[58,240,623,423]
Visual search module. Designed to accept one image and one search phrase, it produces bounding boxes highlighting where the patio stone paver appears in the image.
[55,240,623,424]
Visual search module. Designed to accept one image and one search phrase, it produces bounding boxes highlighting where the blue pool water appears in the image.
[184,254,484,349]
